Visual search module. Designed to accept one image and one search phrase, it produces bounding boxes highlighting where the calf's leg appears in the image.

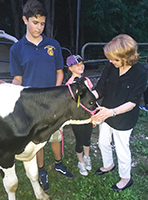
[23,155,51,200]
[2,164,18,200]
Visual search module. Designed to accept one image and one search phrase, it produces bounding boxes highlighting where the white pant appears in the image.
[98,122,133,179]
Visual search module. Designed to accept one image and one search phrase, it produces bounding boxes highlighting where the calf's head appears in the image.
[66,76,97,121]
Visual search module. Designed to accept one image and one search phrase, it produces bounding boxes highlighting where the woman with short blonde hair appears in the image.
[104,34,139,66]
[92,34,147,191]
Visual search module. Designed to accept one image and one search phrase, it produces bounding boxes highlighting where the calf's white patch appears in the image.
[0,83,24,117]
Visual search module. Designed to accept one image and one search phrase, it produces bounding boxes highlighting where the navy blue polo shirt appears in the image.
[10,34,64,87]
[95,62,147,130]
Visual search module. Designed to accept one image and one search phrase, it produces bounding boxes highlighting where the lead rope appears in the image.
[58,128,64,157]
[67,83,99,116]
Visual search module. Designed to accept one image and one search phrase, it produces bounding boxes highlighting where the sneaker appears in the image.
[39,169,49,192]
[54,163,74,179]
[143,106,148,111]
[83,156,92,171]
[78,162,88,176]
[139,105,148,111]
[139,105,144,109]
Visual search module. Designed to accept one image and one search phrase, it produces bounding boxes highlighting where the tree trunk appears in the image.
[11,0,20,39]
[76,0,81,54]
[68,0,75,50]
[45,0,55,38]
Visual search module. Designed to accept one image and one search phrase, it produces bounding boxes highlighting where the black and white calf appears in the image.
[0,77,97,200]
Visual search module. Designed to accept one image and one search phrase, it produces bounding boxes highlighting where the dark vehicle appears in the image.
[0,30,18,83]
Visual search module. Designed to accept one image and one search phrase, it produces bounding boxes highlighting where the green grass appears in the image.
[0,110,148,200]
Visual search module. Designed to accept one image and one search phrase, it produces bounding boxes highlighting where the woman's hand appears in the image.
[91,106,113,123]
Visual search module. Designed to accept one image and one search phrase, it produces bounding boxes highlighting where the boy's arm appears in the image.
[56,69,64,86]
[12,76,23,85]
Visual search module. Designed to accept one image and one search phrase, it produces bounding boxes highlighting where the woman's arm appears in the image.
[91,101,136,123]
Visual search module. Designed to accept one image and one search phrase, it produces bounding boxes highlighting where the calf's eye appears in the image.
[89,101,94,105]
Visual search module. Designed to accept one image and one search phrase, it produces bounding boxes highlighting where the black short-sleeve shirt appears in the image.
[95,62,147,130]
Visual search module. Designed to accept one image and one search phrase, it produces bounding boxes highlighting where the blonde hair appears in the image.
[104,34,139,66]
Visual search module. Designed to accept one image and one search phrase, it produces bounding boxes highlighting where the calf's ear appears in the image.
[75,86,87,103]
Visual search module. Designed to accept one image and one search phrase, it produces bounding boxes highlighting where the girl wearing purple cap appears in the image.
[65,55,93,176]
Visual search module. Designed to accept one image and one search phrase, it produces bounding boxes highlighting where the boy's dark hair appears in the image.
[23,0,47,19]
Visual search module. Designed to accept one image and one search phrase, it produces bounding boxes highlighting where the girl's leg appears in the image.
[83,146,92,171]
[83,123,92,158]
[71,125,88,176]
[76,152,83,163]
[82,124,92,170]
[83,146,89,157]
[71,124,84,157]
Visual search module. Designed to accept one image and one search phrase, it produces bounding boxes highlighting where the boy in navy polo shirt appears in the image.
[10,0,73,192]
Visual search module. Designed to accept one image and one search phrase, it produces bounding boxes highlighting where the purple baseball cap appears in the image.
[66,55,83,67]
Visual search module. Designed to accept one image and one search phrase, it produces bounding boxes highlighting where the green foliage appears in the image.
[135,162,148,175]
[81,0,148,42]
[131,139,148,155]
[1,0,148,46]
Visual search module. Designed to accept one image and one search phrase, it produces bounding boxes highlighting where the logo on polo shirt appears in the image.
[44,45,55,56]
